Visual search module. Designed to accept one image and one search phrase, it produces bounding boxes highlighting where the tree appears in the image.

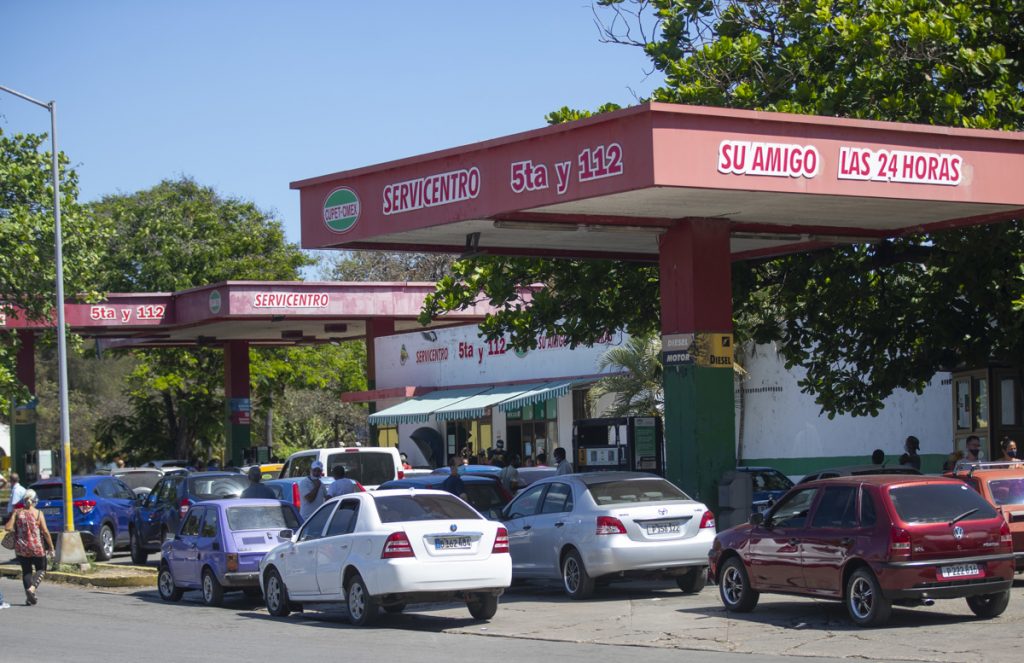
[589,334,663,417]
[89,177,314,460]
[424,0,1024,417]
[0,130,110,412]
[318,250,456,282]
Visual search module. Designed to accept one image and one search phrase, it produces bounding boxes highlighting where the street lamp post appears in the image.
[0,85,88,564]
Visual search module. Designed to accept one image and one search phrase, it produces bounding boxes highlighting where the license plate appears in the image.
[42,507,60,516]
[646,522,680,535]
[434,536,471,550]
[939,563,981,579]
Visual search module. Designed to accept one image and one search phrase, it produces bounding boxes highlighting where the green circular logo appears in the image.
[323,187,360,233]
[209,290,222,314]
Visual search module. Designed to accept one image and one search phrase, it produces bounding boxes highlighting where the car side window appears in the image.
[540,482,574,514]
[180,509,203,537]
[200,509,219,539]
[288,455,313,479]
[113,479,135,500]
[770,488,817,528]
[860,488,878,527]
[506,484,546,519]
[160,479,178,504]
[810,486,858,528]
[298,502,335,542]
[326,500,359,537]
[95,480,116,498]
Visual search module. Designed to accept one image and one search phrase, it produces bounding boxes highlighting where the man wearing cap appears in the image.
[298,461,327,519]
[241,466,275,499]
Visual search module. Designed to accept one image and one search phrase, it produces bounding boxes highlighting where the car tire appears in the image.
[561,549,595,600]
[201,567,225,607]
[382,602,406,614]
[157,563,183,602]
[846,568,891,627]
[718,557,759,613]
[467,593,498,620]
[95,524,115,562]
[264,568,291,617]
[966,590,1010,618]
[346,573,379,626]
[676,566,707,594]
[129,530,149,565]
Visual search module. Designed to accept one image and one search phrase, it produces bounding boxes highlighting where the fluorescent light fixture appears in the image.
[493,220,578,232]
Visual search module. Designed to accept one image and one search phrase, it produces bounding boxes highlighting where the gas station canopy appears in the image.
[293,103,1024,261]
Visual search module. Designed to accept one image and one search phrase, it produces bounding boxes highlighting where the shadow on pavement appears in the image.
[674,599,978,630]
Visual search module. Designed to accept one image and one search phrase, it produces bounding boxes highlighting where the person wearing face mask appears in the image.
[958,435,985,470]
[997,438,1019,463]
[298,461,327,520]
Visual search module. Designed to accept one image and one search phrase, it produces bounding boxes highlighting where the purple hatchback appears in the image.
[158,499,299,606]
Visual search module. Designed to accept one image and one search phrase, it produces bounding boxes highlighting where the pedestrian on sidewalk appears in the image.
[5,472,26,519]
[3,489,54,606]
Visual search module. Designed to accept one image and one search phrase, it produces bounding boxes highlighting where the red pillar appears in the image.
[659,219,736,506]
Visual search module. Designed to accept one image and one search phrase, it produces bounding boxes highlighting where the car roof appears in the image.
[380,475,497,488]
[560,471,662,486]
[954,468,1024,479]
[193,498,285,508]
[807,465,921,476]
[802,474,962,488]
[736,466,779,472]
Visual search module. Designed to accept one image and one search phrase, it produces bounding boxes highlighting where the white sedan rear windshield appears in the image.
[374,494,481,523]
[889,483,997,523]
[587,479,689,506]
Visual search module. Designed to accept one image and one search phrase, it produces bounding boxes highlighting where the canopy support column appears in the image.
[224,340,251,466]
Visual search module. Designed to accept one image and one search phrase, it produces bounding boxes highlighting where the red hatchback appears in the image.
[709,475,1014,626]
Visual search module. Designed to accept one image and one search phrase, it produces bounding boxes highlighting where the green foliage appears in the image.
[318,250,455,282]
[0,130,111,412]
[589,334,664,417]
[87,178,315,461]
[424,0,1024,417]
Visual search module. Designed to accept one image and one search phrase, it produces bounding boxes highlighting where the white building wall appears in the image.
[737,343,952,475]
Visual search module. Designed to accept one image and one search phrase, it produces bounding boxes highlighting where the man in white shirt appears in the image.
[554,447,573,475]
[6,472,27,518]
[325,464,358,498]
[298,461,327,520]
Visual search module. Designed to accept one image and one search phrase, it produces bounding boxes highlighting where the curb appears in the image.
[0,563,156,588]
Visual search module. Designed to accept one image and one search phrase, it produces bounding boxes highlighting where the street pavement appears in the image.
[2,550,1018,663]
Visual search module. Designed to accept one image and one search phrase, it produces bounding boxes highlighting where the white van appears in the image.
[279,447,403,490]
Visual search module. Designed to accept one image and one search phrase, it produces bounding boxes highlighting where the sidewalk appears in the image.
[0,559,155,588]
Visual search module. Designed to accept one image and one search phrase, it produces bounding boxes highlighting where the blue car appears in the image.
[130,472,250,564]
[158,498,300,606]
[378,474,511,520]
[736,466,794,514]
[30,476,136,561]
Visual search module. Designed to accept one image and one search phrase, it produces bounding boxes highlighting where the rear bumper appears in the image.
[365,556,512,596]
[583,533,715,578]
[221,572,261,588]
[879,553,1014,600]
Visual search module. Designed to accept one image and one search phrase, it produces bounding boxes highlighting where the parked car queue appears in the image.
[16,457,1024,629]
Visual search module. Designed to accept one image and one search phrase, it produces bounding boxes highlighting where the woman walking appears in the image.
[3,489,54,605]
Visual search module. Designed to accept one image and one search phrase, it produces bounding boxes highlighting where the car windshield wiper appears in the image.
[949,508,978,526]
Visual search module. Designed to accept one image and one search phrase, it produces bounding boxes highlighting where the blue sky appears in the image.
[1,1,661,254]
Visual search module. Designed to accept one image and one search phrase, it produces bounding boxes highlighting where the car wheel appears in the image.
[346,573,379,626]
[264,568,291,617]
[966,590,1010,618]
[129,530,149,565]
[201,567,225,607]
[561,549,595,600]
[157,563,183,602]
[467,593,498,620]
[676,566,707,595]
[95,524,115,561]
[718,557,759,613]
[382,602,406,614]
[846,568,891,627]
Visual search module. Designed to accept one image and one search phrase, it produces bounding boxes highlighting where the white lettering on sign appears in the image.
[382,167,481,215]
[510,160,550,193]
[718,140,819,178]
[837,146,962,185]
[578,143,624,182]
[509,144,623,197]
[90,306,116,320]
[252,293,331,308]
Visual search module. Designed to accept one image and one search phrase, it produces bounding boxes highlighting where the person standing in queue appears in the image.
[241,466,275,499]
[442,457,467,500]
[964,435,984,464]
[899,436,922,470]
[3,489,53,606]
[298,461,327,520]
[325,464,358,497]
[6,472,26,519]
[554,447,573,475]
[997,438,1019,463]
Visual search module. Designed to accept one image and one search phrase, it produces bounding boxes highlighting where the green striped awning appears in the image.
[368,386,489,425]
[432,382,547,421]
[497,380,581,412]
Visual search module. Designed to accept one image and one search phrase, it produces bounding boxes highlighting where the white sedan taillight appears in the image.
[492,527,509,553]
[700,511,716,530]
[596,516,627,535]
[382,531,415,558]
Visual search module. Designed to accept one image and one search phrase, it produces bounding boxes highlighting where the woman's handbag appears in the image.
[1,529,14,550]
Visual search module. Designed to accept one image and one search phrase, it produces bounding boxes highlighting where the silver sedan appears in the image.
[502,472,715,599]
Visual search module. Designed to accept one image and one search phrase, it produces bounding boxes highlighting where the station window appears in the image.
[376,425,399,448]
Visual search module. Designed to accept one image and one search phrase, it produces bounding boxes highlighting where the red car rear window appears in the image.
[889,483,997,523]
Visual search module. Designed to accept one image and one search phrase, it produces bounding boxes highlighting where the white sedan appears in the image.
[259,489,512,625]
